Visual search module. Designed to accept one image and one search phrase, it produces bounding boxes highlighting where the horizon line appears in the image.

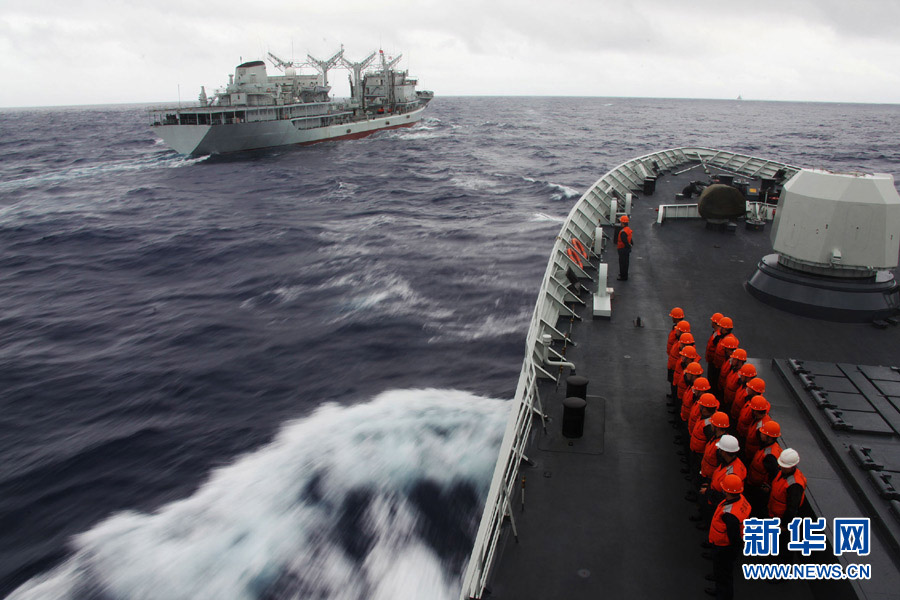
[2,95,899,110]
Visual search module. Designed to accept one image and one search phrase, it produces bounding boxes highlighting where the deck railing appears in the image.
[459,148,798,599]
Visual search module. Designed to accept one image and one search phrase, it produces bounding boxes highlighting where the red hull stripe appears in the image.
[299,121,417,146]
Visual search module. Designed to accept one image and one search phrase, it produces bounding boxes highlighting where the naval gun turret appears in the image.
[747,169,900,321]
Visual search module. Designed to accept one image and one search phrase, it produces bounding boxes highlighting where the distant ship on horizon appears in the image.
[148,47,433,155]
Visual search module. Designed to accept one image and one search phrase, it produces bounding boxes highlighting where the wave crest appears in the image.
[7,389,509,600]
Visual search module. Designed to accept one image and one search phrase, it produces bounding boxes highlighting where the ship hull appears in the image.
[152,105,427,156]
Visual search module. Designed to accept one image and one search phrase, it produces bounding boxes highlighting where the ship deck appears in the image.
[481,164,900,599]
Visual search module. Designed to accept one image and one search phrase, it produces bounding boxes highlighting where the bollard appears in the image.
[562,397,587,438]
[565,375,589,401]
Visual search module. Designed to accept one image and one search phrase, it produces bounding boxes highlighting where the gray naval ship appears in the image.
[149,47,433,155]
[461,148,900,600]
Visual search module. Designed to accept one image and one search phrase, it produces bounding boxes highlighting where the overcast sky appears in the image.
[2,0,899,107]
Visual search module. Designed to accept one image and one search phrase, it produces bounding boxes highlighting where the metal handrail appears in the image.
[459,147,798,599]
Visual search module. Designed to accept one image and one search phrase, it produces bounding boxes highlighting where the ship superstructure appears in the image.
[149,47,433,155]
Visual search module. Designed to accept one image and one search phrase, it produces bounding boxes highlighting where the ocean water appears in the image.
[0,97,898,599]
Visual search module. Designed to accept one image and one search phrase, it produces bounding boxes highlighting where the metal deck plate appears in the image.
[482,163,900,600]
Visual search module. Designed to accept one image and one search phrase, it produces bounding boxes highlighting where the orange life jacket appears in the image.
[681,387,698,422]
[768,469,807,518]
[748,442,782,486]
[743,416,772,460]
[690,417,714,453]
[724,370,743,406]
[616,226,633,249]
[667,326,679,356]
[711,458,747,494]
[701,435,722,478]
[673,357,690,393]
[719,359,737,392]
[677,364,700,402]
[709,496,752,546]
[731,386,751,422]
[667,341,684,371]
[688,402,709,437]
[705,331,720,365]
[713,335,732,369]
[737,403,766,441]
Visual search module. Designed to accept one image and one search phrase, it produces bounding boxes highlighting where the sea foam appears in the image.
[7,389,509,600]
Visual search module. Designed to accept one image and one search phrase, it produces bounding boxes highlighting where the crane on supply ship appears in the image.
[341,51,378,106]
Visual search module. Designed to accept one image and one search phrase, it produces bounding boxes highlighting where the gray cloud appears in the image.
[1,0,899,106]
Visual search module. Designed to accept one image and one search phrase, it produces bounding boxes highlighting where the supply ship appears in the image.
[149,48,433,155]
[460,148,900,599]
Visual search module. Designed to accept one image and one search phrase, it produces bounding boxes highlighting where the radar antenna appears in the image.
[307,47,345,88]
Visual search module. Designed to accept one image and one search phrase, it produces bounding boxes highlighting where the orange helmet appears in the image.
[711,312,723,324]
[749,396,770,412]
[619,215,629,223]
[722,473,744,494]
[679,333,695,345]
[760,420,781,438]
[685,362,704,376]
[739,364,757,378]
[693,377,711,392]
[676,320,691,333]
[732,348,747,361]
[670,307,685,319]
[698,393,719,409]
[681,345,700,359]
[711,411,730,428]
[721,334,739,349]
[747,377,766,394]
[718,316,734,329]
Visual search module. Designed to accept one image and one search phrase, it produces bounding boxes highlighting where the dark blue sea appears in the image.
[0,97,898,599]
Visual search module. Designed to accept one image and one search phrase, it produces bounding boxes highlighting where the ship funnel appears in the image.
[747,169,900,321]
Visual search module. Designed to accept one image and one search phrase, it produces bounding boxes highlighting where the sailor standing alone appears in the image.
[616,215,633,280]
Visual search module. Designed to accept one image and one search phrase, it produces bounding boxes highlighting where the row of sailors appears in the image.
[666,307,808,599]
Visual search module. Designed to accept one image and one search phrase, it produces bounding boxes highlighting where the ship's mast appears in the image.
[307,47,345,88]
[267,46,406,105]
[340,50,378,106]
[380,51,402,72]
[378,50,402,108]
